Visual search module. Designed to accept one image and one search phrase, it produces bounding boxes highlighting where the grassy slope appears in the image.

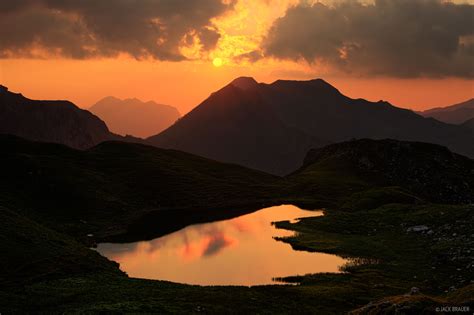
[0,135,281,241]
[0,206,122,286]
[292,139,474,204]
[1,137,473,313]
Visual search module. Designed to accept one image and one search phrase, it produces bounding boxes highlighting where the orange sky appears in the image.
[1,0,473,114]
[2,57,472,114]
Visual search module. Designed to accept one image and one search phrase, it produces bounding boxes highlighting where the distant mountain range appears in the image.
[420,99,474,125]
[3,80,473,175]
[149,77,474,175]
[0,86,142,149]
[90,96,180,138]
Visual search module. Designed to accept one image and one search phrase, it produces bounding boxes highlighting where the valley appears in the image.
[0,135,472,313]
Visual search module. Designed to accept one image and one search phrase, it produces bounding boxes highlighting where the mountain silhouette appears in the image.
[148,77,474,175]
[420,98,474,124]
[0,85,120,149]
[148,77,325,175]
[90,96,180,138]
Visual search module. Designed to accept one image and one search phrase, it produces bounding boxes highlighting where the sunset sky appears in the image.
[1,0,473,114]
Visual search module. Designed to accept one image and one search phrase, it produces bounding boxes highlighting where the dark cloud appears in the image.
[0,0,233,60]
[263,0,474,78]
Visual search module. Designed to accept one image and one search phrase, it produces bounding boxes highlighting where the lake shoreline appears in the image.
[96,205,346,286]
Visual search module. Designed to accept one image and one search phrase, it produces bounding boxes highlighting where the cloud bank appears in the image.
[0,0,233,60]
[263,0,474,78]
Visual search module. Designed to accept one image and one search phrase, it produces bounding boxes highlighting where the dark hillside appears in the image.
[297,139,474,204]
[0,135,280,241]
[0,85,118,149]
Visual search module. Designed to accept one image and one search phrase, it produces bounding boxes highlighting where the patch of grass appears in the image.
[341,187,422,211]
[275,203,473,295]
[1,274,374,314]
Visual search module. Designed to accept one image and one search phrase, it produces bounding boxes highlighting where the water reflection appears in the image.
[97,204,347,286]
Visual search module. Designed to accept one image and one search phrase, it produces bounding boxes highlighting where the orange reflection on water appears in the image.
[97,205,348,286]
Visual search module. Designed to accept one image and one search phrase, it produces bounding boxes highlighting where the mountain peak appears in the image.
[269,78,342,97]
[309,78,331,85]
[0,85,8,93]
[230,77,258,90]
[308,78,341,91]
[273,77,334,88]
[96,96,121,104]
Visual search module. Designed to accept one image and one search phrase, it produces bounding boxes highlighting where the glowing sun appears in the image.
[212,57,223,67]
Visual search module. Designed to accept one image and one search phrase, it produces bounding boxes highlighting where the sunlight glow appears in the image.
[213,57,223,67]
[209,0,298,64]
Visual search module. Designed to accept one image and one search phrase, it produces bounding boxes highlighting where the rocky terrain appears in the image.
[301,139,474,204]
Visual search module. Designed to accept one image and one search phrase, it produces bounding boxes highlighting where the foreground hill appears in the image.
[0,85,121,149]
[0,206,121,286]
[90,96,180,138]
[420,98,474,124]
[291,139,474,204]
[0,135,278,241]
[149,77,474,175]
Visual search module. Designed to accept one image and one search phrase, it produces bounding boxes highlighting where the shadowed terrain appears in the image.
[461,118,474,133]
[0,86,118,149]
[295,139,474,204]
[0,135,280,242]
[0,135,473,313]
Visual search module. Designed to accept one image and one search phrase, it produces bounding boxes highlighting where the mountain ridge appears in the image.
[420,98,474,124]
[149,82,326,175]
[149,77,474,175]
[0,85,119,149]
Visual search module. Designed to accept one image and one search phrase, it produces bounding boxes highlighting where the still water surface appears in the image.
[97,205,347,286]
